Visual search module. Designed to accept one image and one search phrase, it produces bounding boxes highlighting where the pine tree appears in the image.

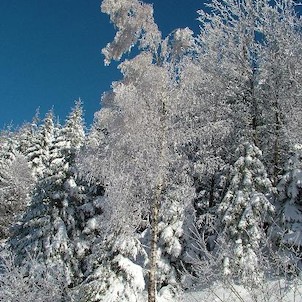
[25,111,55,179]
[17,110,40,156]
[189,165,232,256]
[61,100,85,160]
[73,231,147,302]
[276,144,302,268]
[10,107,86,287]
[217,142,274,281]
[0,130,18,163]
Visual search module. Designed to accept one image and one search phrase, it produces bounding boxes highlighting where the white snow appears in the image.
[114,255,145,291]
[182,279,302,302]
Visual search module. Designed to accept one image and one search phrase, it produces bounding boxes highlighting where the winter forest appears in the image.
[0,0,302,301]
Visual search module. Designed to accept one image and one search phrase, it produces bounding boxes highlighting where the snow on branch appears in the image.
[101,0,162,65]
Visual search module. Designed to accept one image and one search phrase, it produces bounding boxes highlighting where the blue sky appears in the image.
[0,0,202,129]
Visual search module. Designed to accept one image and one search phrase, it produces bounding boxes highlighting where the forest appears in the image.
[0,0,301,301]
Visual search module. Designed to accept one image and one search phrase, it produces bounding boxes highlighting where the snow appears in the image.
[182,279,302,302]
[114,255,145,291]
[83,279,300,302]
[75,241,89,257]
[83,217,98,234]
[161,226,174,243]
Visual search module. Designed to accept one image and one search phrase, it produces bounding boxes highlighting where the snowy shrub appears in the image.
[70,233,147,302]
[0,149,33,239]
[0,250,69,302]
[182,224,302,302]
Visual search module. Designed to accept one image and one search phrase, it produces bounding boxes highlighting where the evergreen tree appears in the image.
[217,142,274,281]
[276,144,302,268]
[10,106,86,287]
[0,130,18,163]
[73,231,147,302]
[25,111,55,179]
[17,110,40,156]
[61,100,85,160]
[188,165,232,258]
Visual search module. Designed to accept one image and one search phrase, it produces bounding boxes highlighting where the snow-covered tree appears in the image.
[275,144,302,268]
[189,165,232,257]
[0,132,33,239]
[17,110,40,156]
[24,110,56,179]
[77,1,197,300]
[61,100,85,160]
[196,0,264,145]
[80,53,194,301]
[0,249,68,302]
[1,0,300,299]
[10,106,86,288]
[72,231,147,302]
[217,142,274,281]
[196,0,302,178]
[257,0,302,182]
[0,131,18,163]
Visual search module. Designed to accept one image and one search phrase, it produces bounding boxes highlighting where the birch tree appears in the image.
[78,1,196,300]
[258,0,302,181]
[196,0,302,179]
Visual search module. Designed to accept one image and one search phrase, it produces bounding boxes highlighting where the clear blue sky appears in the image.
[0,0,202,129]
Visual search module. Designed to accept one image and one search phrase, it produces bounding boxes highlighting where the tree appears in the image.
[0,249,68,302]
[77,1,197,300]
[71,231,147,302]
[0,133,33,239]
[17,109,40,156]
[25,110,56,179]
[217,142,274,282]
[197,0,264,145]
[196,0,302,179]
[81,53,195,300]
[61,100,85,160]
[10,105,86,288]
[257,0,302,182]
[275,144,302,268]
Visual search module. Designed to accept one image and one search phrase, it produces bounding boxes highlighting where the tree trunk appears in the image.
[250,77,258,147]
[148,97,167,302]
[148,191,161,302]
[273,107,281,185]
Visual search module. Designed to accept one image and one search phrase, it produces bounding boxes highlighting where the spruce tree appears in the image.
[25,111,55,179]
[276,144,302,268]
[10,106,86,287]
[218,142,274,281]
